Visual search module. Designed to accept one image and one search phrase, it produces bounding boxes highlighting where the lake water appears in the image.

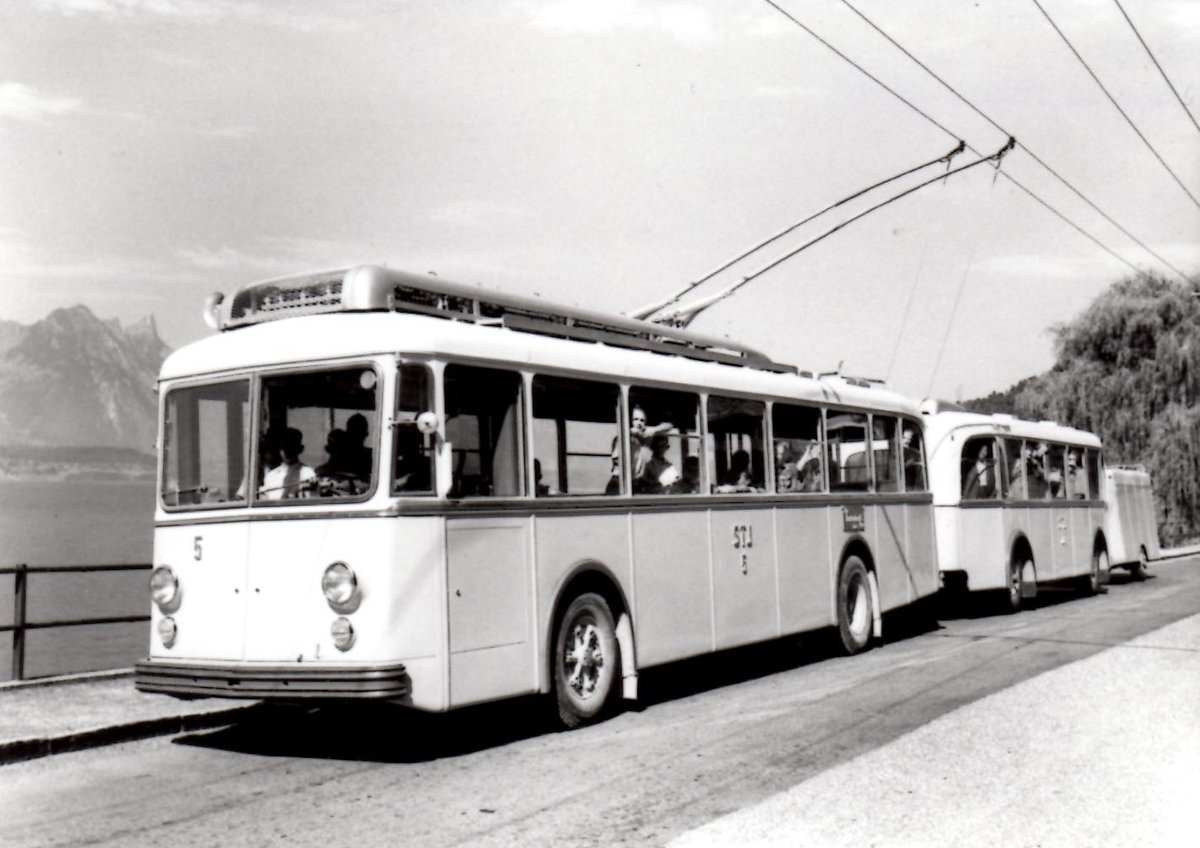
[0,479,154,680]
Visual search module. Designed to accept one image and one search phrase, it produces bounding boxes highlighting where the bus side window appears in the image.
[708,395,766,494]
[444,364,525,498]
[1070,448,1089,501]
[1086,450,1102,500]
[961,436,999,500]
[899,422,927,492]
[827,412,869,492]
[1047,444,1067,499]
[628,387,701,495]
[532,375,620,496]
[872,415,900,493]
[393,364,434,494]
[772,402,823,493]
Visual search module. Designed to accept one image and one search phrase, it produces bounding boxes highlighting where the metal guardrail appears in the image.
[1,563,150,681]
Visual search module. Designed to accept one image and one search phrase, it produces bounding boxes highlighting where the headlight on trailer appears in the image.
[330,617,355,651]
[157,616,177,649]
[321,561,360,612]
[150,566,180,612]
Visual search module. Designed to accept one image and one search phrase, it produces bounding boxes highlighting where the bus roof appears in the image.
[163,304,923,418]
[922,409,1102,451]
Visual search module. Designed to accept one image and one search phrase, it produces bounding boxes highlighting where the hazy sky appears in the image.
[1,0,1197,401]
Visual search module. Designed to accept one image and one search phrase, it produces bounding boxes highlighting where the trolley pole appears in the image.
[12,563,26,681]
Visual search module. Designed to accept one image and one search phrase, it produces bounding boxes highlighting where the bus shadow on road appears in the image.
[173,695,561,763]
[173,609,943,763]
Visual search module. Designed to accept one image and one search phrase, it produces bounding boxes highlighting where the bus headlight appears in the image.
[331,617,355,651]
[321,561,360,612]
[150,566,181,612]
[157,616,177,648]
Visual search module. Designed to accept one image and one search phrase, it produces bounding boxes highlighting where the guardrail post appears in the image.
[12,563,27,681]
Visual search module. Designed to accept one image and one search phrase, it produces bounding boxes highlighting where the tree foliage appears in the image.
[967,274,1200,544]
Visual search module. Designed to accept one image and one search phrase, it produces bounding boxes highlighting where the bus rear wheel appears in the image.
[1006,558,1031,613]
[1079,548,1106,595]
[1131,547,1149,581]
[837,556,873,655]
[553,593,619,729]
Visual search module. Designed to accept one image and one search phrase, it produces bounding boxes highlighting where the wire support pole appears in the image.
[927,248,977,397]
[836,0,1191,284]
[651,140,965,315]
[1031,0,1200,212]
[1112,0,1200,138]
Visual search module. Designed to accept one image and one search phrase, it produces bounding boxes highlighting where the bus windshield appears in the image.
[161,365,380,508]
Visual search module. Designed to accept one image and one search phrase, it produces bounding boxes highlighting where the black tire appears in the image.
[553,592,619,728]
[836,556,874,655]
[1005,557,1032,614]
[1079,548,1106,595]
[1130,546,1149,581]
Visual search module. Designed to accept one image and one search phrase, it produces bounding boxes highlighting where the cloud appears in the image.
[0,82,82,123]
[525,0,716,44]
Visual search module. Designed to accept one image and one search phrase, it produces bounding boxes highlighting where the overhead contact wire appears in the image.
[1112,0,1200,137]
[760,0,1151,281]
[837,0,1190,283]
[1031,0,1200,212]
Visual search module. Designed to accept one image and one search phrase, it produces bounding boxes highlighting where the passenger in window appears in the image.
[1026,442,1050,498]
[636,433,678,493]
[260,427,315,499]
[797,442,823,492]
[669,455,700,494]
[962,442,997,499]
[717,450,758,493]
[630,405,673,483]
[775,441,799,492]
[1008,443,1028,499]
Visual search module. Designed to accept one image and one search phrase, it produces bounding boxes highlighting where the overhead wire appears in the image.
[927,246,977,396]
[1111,0,1200,138]
[1030,0,1200,212]
[632,140,965,320]
[836,0,1191,284]
[760,0,1154,281]
[657,139,1016,327]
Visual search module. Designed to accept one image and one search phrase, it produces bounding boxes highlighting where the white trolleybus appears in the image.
[135,266,938,726]
[923,405,1108,611]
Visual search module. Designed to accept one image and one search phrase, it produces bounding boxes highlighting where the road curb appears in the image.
[0,704,263,766]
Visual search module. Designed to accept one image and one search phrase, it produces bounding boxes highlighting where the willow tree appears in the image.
[1005,274,1200,544]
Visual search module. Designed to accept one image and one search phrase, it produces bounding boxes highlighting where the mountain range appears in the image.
[0,305,170,454]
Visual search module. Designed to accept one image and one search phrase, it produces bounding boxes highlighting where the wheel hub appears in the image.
[564,622,604,698]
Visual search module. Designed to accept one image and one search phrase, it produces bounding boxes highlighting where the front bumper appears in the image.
[134,659,411,701]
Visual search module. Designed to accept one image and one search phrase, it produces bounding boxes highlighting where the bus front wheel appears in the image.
[1006,558,1032,613]
[1080,548,1106,595]
[837,556,873,655]
[553,592,619,729]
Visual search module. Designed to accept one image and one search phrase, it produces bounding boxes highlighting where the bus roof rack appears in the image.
[211,265,799,375]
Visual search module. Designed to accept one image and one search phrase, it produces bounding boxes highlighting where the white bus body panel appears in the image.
[1104,468,1160,565]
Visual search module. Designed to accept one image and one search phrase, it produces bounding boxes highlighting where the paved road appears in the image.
[2,560,1198,848]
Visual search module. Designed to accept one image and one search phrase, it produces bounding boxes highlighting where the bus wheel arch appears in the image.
[1008,536,1037,613]
[836,541,880,655]
[546,564,634,728]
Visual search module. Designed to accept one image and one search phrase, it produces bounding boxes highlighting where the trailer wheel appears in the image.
[836,556,873,655]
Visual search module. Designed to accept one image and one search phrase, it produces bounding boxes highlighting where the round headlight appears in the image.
[331,617,355,651]
[150,566,180,610]
[321,562,358,610]
[157,616,177,648]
